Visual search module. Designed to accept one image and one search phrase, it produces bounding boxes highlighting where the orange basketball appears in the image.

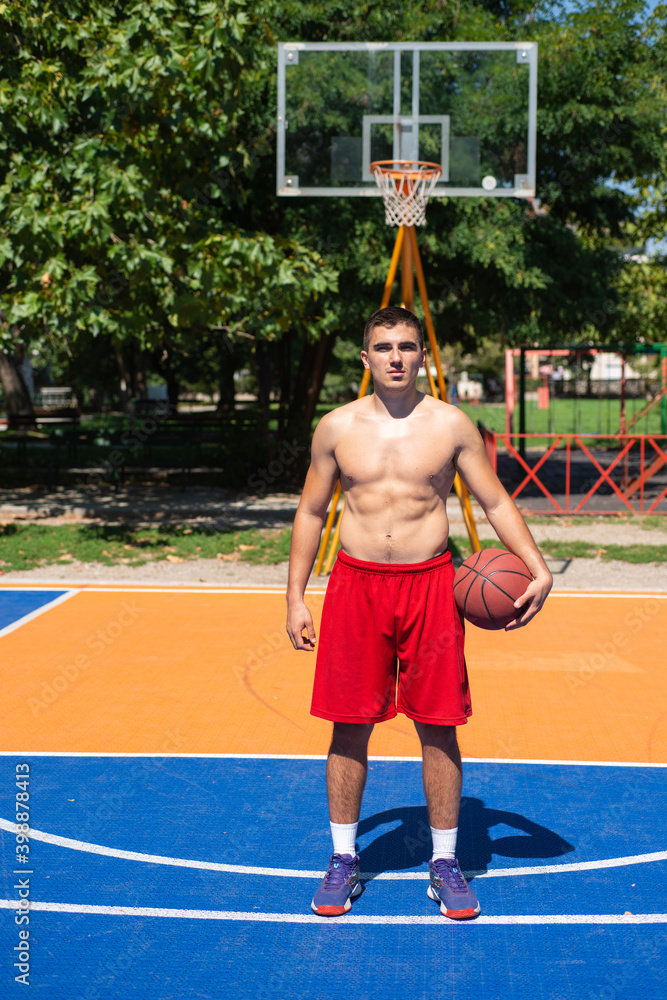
[453,548,532,630]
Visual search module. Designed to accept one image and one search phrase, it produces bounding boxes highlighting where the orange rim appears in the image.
[370,159,442,181]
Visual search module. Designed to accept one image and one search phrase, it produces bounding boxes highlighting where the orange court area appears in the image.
[2,585,666,763]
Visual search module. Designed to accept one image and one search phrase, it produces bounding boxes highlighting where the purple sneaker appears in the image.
[427,857,480,919]
[311,854,361,916]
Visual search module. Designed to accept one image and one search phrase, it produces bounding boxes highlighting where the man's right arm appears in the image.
[286,414,341,651]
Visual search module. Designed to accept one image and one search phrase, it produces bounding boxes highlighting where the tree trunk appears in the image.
[277,329,293,436]
[114,345,133,412]
[216,346,237,412]
[254,340,277,418]
[0,350,35,429]
[286,330,337,478]
[133,347,148,400]
[165,371,180,409]
[249,342,275,461]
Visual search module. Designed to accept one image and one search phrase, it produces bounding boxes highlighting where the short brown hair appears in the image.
[363,306,424,352]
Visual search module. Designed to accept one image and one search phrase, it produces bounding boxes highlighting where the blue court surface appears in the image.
[1,754,665,999]
[0,590,68,633]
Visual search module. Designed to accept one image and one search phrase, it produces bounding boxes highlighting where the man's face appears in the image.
[360,323,426,392]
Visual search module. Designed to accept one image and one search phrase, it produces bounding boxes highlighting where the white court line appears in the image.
[460,758,667,768]
[0,589,80,639]
[548,592,667,599]
[0,898,664,925]
[2,585,664,598]
[0,752,665,767]
[0,818,665,880]
[0,585,323,595]
[69,587,325,597]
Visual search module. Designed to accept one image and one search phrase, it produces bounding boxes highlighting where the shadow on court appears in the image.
[358,798,574,878]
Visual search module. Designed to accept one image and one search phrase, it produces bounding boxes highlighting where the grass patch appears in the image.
[3,523,666,572]
[600,543,667,564]
[448,536,506,561]
[637,515,667,533]
[0,523,292,572]
[537,540,598,560]
[536,540,667,563]
[449,533,667,564]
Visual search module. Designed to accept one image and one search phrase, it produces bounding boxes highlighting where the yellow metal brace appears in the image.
[315,224,480,575]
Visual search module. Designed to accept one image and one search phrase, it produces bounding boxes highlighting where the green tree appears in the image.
[2,0,665,461]
[251,0,667,436]
[0,0,337,429]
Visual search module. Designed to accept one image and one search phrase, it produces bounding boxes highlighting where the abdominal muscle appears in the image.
[338,486,450,564]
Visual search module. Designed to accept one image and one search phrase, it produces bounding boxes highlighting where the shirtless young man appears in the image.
[286,305,552,920]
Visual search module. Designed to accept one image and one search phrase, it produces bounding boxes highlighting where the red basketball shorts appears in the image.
[311,549,471,726]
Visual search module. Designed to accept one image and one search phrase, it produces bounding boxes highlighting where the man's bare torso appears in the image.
[286,312,551,651]
[330,392,459,563]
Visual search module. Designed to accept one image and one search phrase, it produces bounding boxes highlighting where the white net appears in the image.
[371,160,442,227]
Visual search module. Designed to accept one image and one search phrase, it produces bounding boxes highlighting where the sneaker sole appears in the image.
[427,884,481,920]
[311,881,362,917]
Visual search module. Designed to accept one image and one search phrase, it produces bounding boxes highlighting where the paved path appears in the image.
[0,486,665,591]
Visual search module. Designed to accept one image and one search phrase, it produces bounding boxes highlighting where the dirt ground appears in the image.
[1,485,665,590]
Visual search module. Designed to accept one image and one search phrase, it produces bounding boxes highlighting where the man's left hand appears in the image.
[504,572,553,630]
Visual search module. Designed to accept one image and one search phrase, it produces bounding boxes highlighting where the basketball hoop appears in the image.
[370,160,442,227]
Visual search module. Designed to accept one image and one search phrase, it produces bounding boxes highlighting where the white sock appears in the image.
[431,825,458,861]
[330,821,358,857]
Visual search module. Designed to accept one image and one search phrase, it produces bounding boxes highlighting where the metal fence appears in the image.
[479,426,667,514]
[550,378,660,399]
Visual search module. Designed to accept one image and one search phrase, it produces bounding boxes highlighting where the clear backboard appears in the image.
[277,42,537,198]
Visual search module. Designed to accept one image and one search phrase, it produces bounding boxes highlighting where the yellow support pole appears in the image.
[323,501,344,576]
[313,481,342,576]
[315,218,480,572]
[401,226,414,312]
[423,347,438,399]
[453,476,481,551]
[408,225,448,403]
[408,225,481,553]
[315,227,405,574]
[381,226,405,308]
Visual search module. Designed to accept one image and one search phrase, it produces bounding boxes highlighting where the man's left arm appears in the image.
[452,411,553,630]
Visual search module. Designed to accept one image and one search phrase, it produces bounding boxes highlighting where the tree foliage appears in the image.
[267,0,667,351]
[0,0,336,417]
[0,0,665,447]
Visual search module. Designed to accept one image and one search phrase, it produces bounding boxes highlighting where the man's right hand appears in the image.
[286,601,317,651]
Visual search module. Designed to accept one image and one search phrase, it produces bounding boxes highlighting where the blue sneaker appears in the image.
[427,857,480,919]
[311,853,361,916]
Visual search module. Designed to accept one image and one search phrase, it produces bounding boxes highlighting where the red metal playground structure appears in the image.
[481,344,667,515]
